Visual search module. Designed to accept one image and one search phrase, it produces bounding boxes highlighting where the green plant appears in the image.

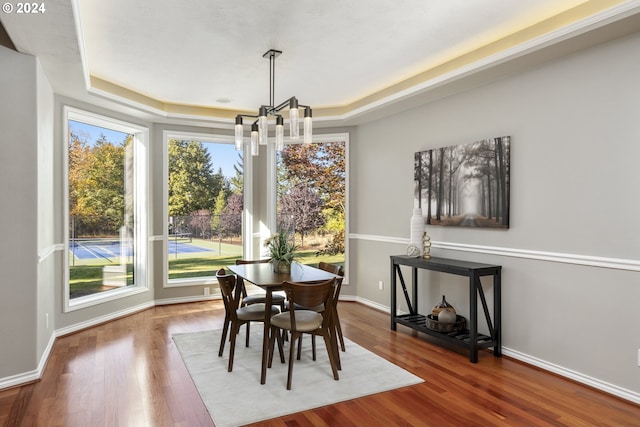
[264,231,298,264]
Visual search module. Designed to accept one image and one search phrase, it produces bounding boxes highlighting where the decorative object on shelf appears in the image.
[406,243,422,257]
[234,49,313,156]
[422,230,431,259]
[437,309,457,323]
[264,231,298,274]
[425,314,466,333]
[431,295,455,317]
[410,207,424,252]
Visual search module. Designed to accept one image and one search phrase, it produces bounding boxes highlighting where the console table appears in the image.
[390,255,502,363]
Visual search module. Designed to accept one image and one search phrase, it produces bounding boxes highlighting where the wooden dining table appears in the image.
[227,262,339,384]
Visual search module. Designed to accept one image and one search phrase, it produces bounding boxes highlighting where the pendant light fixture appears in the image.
[234,49,313,154]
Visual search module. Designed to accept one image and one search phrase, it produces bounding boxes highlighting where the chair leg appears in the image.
[276,328,285,363]
[245,322,250,347]
[311,335,317,361]
[287,332,298,390]
[296,336,303,360]
[267,326,276,368]
[228,322,240,372]
[218,316,230,357]
[334,312,346,352]
[322,330,340,381]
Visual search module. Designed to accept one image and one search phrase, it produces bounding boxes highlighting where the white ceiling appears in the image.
[2,0,640,125]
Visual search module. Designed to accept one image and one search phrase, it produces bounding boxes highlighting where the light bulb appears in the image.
[289,108,299,140]
[234,116,243,151]
[250,124,259,156]
[275,116,284,151]
[258,108,268,145]
[303,107,312,144]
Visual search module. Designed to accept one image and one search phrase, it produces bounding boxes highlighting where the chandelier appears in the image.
[234,49,312,155]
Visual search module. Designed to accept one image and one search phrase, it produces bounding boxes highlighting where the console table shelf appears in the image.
[390,255,502,363]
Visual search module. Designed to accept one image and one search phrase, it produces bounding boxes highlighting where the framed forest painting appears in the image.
[414,136,510,228]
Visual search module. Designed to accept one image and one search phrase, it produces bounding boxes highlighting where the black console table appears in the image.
[390,255,502,363]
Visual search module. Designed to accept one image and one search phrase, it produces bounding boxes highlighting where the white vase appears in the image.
[410,208,424,248]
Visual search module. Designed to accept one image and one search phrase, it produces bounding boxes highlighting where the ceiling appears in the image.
[2,0,640,127]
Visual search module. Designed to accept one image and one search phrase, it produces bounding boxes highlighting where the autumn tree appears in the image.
[279,184,325,247]
[69,133,131,235]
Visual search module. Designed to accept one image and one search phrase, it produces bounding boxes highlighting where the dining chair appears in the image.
[288,262,345,358]
[216,268,283,372]
[235,259,286,311]
[268,278,340,390]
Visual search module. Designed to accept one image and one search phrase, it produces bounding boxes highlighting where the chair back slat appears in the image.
[216,268,240,317]
[318,261,344,276]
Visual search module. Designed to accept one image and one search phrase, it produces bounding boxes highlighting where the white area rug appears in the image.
[173,328,423,427]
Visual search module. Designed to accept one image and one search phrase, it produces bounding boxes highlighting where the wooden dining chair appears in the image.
[216,268,283,372]
[268,278,340,390]
[235,259,286,311]
[318,262,346,352]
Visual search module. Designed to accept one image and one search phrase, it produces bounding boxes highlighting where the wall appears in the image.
[0,46,39,378]
[350,31,640,399]
[36,55,56,360]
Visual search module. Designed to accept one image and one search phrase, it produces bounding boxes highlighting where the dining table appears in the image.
[227,261,339,385]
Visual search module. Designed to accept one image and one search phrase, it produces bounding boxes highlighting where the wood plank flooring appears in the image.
[1,301,639,426]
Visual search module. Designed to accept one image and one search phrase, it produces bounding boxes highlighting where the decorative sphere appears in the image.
[438,309,457,323]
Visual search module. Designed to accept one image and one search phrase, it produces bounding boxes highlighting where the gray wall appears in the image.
[349,32,640,396]
[0,47,41,377]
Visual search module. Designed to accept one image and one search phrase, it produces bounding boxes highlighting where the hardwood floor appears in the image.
[1,301,639,426]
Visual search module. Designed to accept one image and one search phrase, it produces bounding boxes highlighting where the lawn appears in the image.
[69,238,344,298]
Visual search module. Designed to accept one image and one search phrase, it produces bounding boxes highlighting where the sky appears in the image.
[69,120,240,178]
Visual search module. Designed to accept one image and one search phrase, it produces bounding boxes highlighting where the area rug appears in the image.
[173,328,423,427]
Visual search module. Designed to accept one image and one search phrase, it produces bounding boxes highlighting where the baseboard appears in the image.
[55,300,156,337]
[502,347,640,405]
[155,295,218,305]
[0,331,55,390]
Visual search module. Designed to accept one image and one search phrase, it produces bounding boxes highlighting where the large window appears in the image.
[165,134,244,284]
[65,108,149,310]
[275,136,347,270]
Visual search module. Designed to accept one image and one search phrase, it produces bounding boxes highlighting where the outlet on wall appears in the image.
[204,287,210,296]
[378,280,384,291]
[637,349,640,367]
[46,313,49,329]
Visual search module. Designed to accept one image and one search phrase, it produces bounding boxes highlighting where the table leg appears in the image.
[469,274,478,363]
[261,289,273,384]
[390,260,397,330]
[494,271,502,357]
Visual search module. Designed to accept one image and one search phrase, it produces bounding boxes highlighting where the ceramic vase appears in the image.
[410,208,424,249]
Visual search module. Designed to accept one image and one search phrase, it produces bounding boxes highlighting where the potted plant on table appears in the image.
[264,231,298,273]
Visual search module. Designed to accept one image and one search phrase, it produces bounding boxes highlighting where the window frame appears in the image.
[162,130,252,288]
[63,106,150,312]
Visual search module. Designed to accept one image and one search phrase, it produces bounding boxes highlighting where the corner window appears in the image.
[64,108,149,311]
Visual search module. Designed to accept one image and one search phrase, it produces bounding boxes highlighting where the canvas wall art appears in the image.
[414,136,510,228]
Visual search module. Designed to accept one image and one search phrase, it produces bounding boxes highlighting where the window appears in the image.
[64,108,149,311]
[164,133,245,285]
[275,135,348,271]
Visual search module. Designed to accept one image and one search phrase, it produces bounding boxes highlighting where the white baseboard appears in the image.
[502,347,640,405]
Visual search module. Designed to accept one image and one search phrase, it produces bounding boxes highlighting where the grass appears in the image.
[69,238,344,297]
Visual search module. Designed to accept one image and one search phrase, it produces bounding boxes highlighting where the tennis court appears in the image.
[70,238,213,260]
